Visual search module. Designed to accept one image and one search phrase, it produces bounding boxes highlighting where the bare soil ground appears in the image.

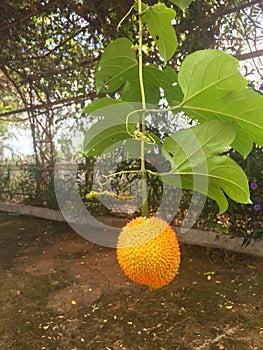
[0,212,262,350]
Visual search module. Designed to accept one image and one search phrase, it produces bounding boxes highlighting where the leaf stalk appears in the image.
[138,0,149,217]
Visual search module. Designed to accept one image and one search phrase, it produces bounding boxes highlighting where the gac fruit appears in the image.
[116,216,180,289]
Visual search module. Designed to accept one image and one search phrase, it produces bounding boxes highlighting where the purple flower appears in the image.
[253,204,261,211]
[259,83,263,91]
[110,184,115,191]
[250,182,258,190]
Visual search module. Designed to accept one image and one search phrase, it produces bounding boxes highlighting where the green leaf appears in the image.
[169,0,193,11]
[220,90,263,147]
[121,65,162,104]
[161,120,251,213]
[95,38,137,94]
[177,50,263,154]
[84,124,131,156]
[230,128,253,159]
[155,66,183,105]
[179,50,247,98]
[95,38,180,105]
[83,101,138,156]
[142,3,177,61]
[121,65,181,105]
[82,97,123,115]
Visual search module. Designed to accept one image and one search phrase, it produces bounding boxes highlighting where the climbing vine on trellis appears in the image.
[83,0,263,218]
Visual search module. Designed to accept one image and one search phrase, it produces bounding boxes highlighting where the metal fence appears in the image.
[0,151,262,241]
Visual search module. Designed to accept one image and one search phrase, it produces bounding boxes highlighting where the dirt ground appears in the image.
[0,212,262,350]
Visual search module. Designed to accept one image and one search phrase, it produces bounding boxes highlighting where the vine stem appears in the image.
[138,0,149,217]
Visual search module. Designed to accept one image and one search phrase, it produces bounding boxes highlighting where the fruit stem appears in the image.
[138,0,149,217]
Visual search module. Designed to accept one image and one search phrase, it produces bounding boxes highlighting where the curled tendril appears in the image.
[99,175,109,190]
[133,130,156,144]
[86,191,115,199]
[125,109,156,144]
[86,190,138,201]
[133,130,150,142]
[116,5,134,31]
[86,166,143,203]
[125,109,140,137]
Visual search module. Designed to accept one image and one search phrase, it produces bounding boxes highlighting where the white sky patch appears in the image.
[3,126,33,158]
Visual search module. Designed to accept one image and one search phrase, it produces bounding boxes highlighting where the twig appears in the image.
[0,0,62,32]
[234,49,263,61]
[202,0,262,24]
[0,94,90,118]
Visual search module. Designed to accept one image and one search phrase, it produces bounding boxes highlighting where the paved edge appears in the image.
[175,227,263,258]
[0,203,262,258]
[0,203,65,222]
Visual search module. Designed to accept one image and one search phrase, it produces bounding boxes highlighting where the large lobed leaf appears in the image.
[121,65,182,105]
[83,99,139,156]
[95,38,182,105]
[177,49,263,157]
[95,38,137,94]
[161,120,251,213]
[142,3,177,61]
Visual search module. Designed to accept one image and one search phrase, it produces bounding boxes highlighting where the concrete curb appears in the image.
[175,226,263,258]
[0,203,262,257]
[0,203,65,222]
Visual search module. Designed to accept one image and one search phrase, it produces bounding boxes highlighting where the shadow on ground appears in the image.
[0,212,262,350]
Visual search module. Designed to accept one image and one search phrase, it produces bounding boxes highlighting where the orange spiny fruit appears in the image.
[116,216,181,289]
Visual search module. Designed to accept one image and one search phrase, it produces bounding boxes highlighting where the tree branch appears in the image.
[0,0,62,32]
[28,24,90,60]
[234,49,263,61]
[0,94,91,119]
[207,0,262,22]
[0,116,28,122]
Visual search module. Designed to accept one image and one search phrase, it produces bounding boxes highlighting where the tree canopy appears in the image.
[0,0,262,121]
[0,0,261,168]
